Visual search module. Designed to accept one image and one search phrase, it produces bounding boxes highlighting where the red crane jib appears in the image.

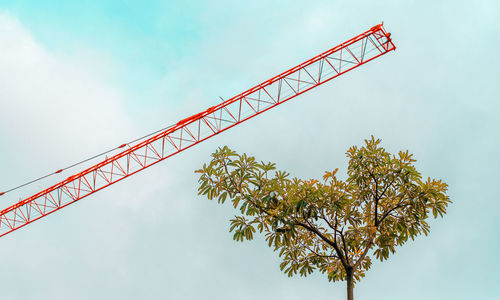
[0,24,396,237]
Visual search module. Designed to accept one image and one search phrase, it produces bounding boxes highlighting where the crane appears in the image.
[0,23,396,238]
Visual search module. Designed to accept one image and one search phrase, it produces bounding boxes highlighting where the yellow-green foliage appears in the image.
[196,136,450,284]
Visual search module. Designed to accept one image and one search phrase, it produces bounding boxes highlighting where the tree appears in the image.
[195,136,450,300]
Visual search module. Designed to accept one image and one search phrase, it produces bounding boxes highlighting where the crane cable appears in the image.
[0,123,176,197]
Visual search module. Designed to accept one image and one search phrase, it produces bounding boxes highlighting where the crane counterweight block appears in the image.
[0,23,396,238]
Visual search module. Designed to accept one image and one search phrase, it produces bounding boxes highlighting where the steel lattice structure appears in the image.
[0,23,395,237]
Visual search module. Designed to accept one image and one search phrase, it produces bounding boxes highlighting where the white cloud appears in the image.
[0,13,140,203]
[0,2,499,299]
[0,13,192,300]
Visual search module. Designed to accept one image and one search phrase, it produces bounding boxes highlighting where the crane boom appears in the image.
[0,23,395,238]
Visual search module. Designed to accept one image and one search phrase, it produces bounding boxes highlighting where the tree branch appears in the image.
[293,218,348,267]
[353,236,374,270]
[360,161,381,226]
[340,229,350,265]
[375,175,398,226]
[378,201,411,225]
[320,210,338,232]
[297,238,338,260]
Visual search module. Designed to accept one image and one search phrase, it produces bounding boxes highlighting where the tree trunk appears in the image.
[346,267,354,300]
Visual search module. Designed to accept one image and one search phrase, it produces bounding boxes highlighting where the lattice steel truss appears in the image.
[0,23,395,237]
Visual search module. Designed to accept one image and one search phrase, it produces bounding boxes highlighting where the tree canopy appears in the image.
[195,137,450,299]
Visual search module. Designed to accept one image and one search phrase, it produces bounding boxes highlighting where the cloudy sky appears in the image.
[0,1,499,299]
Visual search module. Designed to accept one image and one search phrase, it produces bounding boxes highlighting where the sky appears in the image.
[0,0,499,299]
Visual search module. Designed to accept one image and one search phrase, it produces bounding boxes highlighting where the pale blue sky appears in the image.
[0,1,499,299]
